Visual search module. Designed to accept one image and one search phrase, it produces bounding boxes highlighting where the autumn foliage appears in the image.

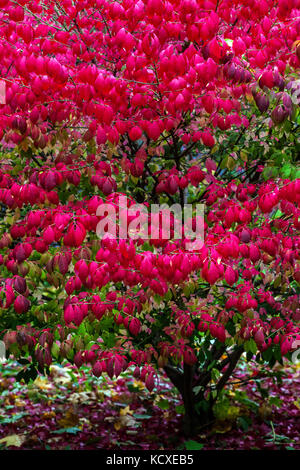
[0,0,299,435]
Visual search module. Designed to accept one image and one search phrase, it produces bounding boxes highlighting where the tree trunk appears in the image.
[164,346,244,437]
[182,364,214,437]
[182,396,213,437]
[164,363,214,437]
[182,364,197,436]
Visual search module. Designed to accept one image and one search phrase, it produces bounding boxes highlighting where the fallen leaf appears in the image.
[14,398,27,407]
[212,421,233,434]
[114,415,137,430]
[105,413,138,431]
[49,365,72,384]
[42,411,56,419]
[69,391,96,405]
[0,434,26,447]
[120,405,133,416]
[57,408,80,428]
[133,380,145,390]
[33,376,53,391]
[258,402,272,420]
[52,427,81,435]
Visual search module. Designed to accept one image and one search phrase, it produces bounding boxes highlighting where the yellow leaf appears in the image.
[133,380,145,390]
[226,156,236,170]
[213,422,233,434]
[114,419,122,431]
[120,405,133,416]
[111,391,120,401]
[57,408,80,428]
[42,411,56,419]
[210,144,219,154]
[14,398,27,407]
[33,376,52,390]
[113,415,136,430]
[0,434,26,447]
[240,150,248,162]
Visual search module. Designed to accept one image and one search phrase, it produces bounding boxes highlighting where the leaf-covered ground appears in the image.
[0,361,299,450]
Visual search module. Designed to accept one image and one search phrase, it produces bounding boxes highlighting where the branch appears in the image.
[32,156,42,167]
[163,364,184,396]
[215,346,243,393]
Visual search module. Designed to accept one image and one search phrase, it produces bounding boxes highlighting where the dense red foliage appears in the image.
[0,1,299,426]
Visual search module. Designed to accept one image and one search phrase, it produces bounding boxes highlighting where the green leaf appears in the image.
[237,416,252,432]
[133,414,152,420]
[249,338,258,354]
[262,166,277,180]
[224,38,233,47]
[52,427,81,435]
[51,342,60,359]
[175,405,185,414]
[269,396,282,407]
[211,368,220,382]
[0,412,28,424]
[164,289,173,301]
[280,164,292,179]
[78,322,87,335]
[156,399,169,410]
[184,440,204,450]
[272,209,284,220]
